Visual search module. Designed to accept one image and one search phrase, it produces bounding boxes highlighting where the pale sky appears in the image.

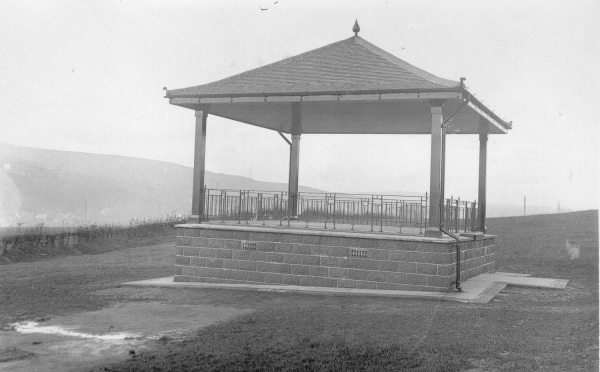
[1,0,598,211]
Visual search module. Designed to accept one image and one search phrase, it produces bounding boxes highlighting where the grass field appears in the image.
[1,211,597,371]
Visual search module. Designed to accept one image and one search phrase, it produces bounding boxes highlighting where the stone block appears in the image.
[195,267,215,277]
[206,238,223,249]
[275,243,294,253]
[347,269,367,281]
[368,249,389,260]
[271,263,292,274]
[242,271,265,283]
[426,275,450,288]
[339,258,359,269]
[337,279,356,288]
[264,233,281,242]
[417,264,438,275]
[238,261,257,271]
[315,277,338,287]
[280,234,304,243]
[339,237,360,247]
[232,250,251,260]
[302,235,320,244]
[190,257,208,267]
[357,238,377,248]
[222,259,237,270]
[328,268,348,279]
[233,231,250,240]
[190,237,208,247]
[255,261,273,273]
[437,264,455,276]
[291,265,309,275]
[177,237,191,247]
[215,249,233,259]
[365,270,386,282]
[174,265,182,275]
[356,259,379,271]
[249,251,267,262]
[396,241,418,251]
[378,261,398,272]
[397,262,416,273]
[264,272,282,284]
[376,240,396,250]
[281,274,300,285]
[249,232,267,241]
[330,247,349,257]
[266,252,284,263]
[405,274,427,285]
[175,246,184,255]
[258,242,275,252]
[177,227,185,236]
[176,256,190,266]
[213,268,231,279]
[409,252,429,263]
[299,276,319,287]
[197,248,216,258]
[310,245,330,256]
[320,256,340,267]
[293,244,311,255]
[282,253,302,264]
[224,240,240,250]
[187,229,202,237]
[181,266,196,276]
[309,266,328,277]
[301,255,320,266]
[183,247,199,257]
[388,250,410,261]
[386,272,406,284]
[206,258,223,268]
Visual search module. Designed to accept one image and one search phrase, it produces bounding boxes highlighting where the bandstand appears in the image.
[165,22,511,292]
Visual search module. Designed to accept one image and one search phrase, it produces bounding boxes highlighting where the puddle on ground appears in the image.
[0,301,252,372]
[12,322,141,341]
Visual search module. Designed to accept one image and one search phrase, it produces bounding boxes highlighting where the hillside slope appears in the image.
[0,143,323,225]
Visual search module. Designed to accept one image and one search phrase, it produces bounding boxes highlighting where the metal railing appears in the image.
[200,189,479,235]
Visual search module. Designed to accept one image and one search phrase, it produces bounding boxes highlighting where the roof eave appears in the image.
[464,89,512,131]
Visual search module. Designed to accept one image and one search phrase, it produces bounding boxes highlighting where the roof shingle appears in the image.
[167,36,460,97]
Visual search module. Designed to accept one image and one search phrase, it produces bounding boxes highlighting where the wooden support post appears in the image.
[288,102,301,218]
[477,121,488,233]
[190,109,208,223]
[425,100,445,238]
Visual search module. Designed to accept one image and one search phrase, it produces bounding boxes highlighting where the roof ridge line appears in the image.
[198,37,357,91]
[353,36,459,88]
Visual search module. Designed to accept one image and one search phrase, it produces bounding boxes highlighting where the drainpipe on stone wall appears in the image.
[440,224,462,291]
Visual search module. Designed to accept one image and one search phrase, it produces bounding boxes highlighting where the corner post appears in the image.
[426,100,445,238]
[288,102,302,218]
[190,108,209,223]
[477,121,489,233]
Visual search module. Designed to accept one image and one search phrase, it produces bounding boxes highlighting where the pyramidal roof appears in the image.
[167,36,460,98]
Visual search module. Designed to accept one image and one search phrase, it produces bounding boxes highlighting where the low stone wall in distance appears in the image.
[174,224,496,292]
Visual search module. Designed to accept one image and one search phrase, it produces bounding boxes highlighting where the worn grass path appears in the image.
[1,211,597,371]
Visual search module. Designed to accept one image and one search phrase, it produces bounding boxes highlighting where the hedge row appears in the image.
[1,215,188,258]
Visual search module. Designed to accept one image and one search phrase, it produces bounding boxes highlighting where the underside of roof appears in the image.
[166,35,511,134]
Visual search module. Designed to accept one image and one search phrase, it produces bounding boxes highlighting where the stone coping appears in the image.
[176,223,494,244]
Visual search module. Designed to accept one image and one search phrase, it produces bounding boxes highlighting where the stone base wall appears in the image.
[174,225,496,292]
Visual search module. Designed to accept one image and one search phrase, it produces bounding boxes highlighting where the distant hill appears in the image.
[0,143,575,226]
[0,143,324,226]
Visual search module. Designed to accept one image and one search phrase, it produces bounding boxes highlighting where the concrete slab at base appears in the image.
[123,272,569,304]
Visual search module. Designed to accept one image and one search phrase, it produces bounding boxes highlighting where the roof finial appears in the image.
[353,19,360,37]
